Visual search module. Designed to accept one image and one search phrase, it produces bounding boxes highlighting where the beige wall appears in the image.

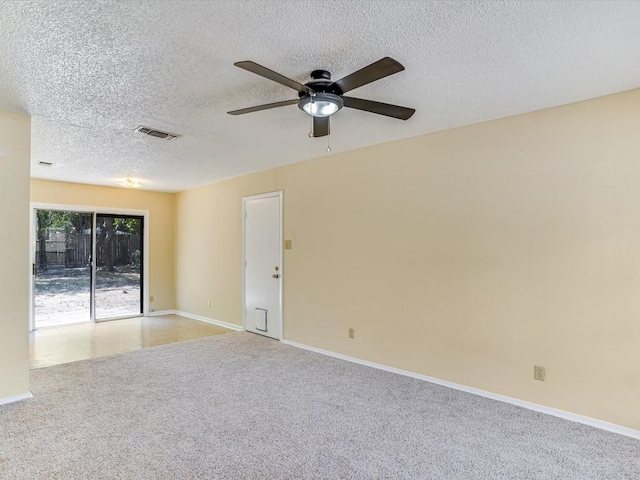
[176,89,640,430]
[175,169,282,320]
[30,180,176,312]
[0,110,31,399]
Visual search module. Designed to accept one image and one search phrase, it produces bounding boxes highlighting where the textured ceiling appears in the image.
[1,1,640,192]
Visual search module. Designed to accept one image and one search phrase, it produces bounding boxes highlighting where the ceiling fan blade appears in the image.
[343,97,415,120]
[234,61,312,94]
[312,116,330,137]
[330,57,405,94]
[227,99,298,116]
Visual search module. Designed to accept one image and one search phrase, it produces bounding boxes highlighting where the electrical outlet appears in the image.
[207,300,211,308]
[348,328,355,339]
[534,365,546,381]
[284,240,292,250]
[149,295,154,303]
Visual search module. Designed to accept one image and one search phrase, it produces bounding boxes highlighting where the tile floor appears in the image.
[29,314,234,369]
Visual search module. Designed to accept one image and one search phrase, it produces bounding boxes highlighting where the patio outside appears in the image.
[34,210,142,328]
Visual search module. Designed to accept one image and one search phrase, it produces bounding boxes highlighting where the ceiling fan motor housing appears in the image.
[296,69,346,117]
[301,69,344,96]
[311,69,331,80]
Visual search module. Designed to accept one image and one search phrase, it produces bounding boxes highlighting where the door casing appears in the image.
[29,202,150,331]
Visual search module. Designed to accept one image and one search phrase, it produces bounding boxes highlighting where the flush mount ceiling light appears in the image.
[119,178,142,188]
[298,92,343,118]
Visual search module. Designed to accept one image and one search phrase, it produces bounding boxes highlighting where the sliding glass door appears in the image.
[94,214,144,320]
[34,209,93,328]
[32,208,145,329]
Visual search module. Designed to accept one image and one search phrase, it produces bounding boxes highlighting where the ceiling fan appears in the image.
[227,57,415,137]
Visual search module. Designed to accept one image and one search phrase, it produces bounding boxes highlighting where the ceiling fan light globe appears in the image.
[298,93,343,118]
[303,101,338,117]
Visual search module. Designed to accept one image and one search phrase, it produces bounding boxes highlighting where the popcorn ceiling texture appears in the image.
[1,1,640,192]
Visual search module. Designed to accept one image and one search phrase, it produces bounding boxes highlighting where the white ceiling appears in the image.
[1,1,640,192]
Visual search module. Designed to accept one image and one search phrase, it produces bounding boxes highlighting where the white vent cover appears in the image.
[134,125,182,141]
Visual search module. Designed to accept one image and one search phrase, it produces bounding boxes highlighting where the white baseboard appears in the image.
[148,309,243,331]
[171,310,244,332]
[281,339,640,441]
[0,391,33,406]
[148,310,177,317]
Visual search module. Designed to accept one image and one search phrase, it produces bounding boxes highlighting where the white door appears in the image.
[244,193,282,340]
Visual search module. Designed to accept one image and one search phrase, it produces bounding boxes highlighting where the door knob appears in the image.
[272,273,280,279]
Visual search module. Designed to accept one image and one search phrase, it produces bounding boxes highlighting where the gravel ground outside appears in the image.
[35,265,141,327]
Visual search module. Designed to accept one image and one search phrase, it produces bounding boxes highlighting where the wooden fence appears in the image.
[36,233,141,268]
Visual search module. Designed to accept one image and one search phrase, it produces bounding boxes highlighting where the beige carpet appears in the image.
[1,332,638,479]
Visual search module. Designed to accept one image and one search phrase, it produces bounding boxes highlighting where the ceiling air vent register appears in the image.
[134,126,182,141]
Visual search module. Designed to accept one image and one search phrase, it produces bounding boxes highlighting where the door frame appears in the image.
[29,202,150,331]
[93,212,145,323]
[241,191,284,340]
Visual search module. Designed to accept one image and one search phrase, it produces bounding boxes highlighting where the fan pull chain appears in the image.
[326,134,331,153]
[308,93,315,138]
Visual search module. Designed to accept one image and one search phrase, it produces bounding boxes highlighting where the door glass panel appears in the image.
[95,215,143,319]
[34,209,93,327]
